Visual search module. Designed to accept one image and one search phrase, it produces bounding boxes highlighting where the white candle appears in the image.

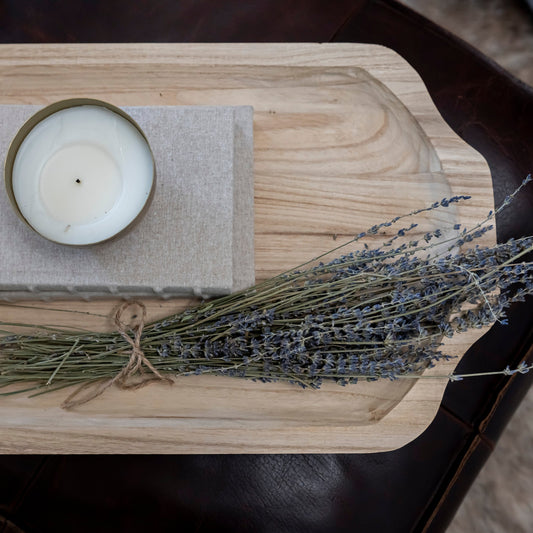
[9,102,154,245]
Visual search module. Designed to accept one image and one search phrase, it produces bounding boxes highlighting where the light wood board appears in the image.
[0,44,494,453]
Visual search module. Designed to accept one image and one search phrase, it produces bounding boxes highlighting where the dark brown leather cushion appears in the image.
[0,1,532,532]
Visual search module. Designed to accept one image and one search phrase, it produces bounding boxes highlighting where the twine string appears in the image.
[61,301,172,410]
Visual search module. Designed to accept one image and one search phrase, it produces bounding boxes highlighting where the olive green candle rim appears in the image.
[4,98,156,247]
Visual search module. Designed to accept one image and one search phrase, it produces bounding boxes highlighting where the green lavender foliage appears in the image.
[1,176,532,396]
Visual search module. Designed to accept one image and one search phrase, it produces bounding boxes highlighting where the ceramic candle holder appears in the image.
[4,98,156,246]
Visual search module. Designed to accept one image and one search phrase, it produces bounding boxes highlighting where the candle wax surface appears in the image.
[12,105,154,245]
[40,143,122,226]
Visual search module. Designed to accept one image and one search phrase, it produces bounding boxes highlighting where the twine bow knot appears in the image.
[61,301,172,410]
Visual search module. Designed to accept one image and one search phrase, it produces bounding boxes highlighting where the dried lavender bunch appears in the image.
[1,177,532,399]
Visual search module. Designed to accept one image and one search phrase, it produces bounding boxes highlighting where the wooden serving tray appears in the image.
[0,44,494,453]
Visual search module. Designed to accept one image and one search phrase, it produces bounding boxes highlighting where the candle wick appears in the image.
[75,178,81,184]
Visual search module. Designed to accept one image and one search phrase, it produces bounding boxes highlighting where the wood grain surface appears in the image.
[0,44,494,453]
